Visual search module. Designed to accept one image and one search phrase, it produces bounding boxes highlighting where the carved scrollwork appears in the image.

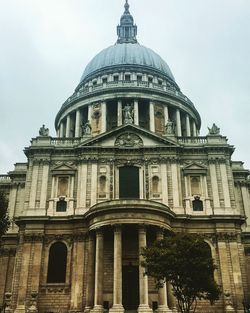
[115,132,143,148]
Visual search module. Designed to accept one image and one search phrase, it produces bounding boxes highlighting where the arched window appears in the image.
[152,176,160,194]
[56,199,67,212]
[47,242,67,283]
[192,197,203,211]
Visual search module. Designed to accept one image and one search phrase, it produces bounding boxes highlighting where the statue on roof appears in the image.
[208,123,220,135]
[39,124,49,137]
[123,104,134,124]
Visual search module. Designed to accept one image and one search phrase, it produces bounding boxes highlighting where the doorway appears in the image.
[122,264,139,310]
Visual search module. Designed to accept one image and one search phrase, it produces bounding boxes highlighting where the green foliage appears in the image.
[142,233,221,313]
[0,190,10,238]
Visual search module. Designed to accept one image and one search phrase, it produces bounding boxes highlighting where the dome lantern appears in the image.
[117,0,137,44]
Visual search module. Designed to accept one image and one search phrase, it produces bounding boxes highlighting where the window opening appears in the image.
[119,166,139,199]
[192,196,203,211]
[47,242,67,283]
[56,199,67,212]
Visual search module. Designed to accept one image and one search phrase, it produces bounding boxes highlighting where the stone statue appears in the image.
[208,123,220,135]
[165,119,175,135]
[123,104,134,124]
[82,120,92,136]
[39,124,49,136]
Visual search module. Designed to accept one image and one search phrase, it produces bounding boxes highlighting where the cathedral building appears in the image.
[1,2,250,313]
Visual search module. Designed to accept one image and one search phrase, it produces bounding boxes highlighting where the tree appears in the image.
[0,190,10,238]
[142,233,221,313]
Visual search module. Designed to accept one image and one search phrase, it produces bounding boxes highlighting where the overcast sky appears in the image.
[0,0,249,173]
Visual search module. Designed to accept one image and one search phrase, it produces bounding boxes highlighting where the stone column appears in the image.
[164,105,169,125]
[93,229,104,313]
[30,237,43,296]
[209,162,220,209]
[14,238,32,313]
[186,114,191,137]
[101,102,107,133]
[88,105,92,122]
[66,115,71,138]
[138,226,152,313]
[149,101,155,132]
[110,226,124,313]
[192,121,197,137]
[29,163,39,211]
[117,100,123,126]
[75,109,81,137]
[39,162,49,213]
[167,282,177,312]
[220,163,231,208]
[59,122,64,137]
[176,109,182,136]
[156,229,171,313]
[85,234,95,313]
[70,237,85,312]
[134,99,139,126]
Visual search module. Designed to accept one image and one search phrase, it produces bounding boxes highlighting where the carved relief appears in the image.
[115,132,143,148]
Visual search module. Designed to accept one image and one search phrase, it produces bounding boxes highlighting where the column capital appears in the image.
[138,224,147,233]
[112,224,123,233]
[95,227,104,237]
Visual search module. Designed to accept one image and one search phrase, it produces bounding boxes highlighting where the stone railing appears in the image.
[30,135,230,148]
[177,137,208,144]
[0,175,11,183]
[61,79,194,110]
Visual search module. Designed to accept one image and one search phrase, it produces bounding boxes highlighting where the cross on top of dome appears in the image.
[117,0,137,44]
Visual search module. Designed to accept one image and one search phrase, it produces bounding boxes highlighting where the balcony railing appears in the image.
[61,80,194,110]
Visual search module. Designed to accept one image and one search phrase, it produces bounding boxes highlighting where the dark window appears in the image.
[137,75,142,82]
[113,75,119,82]
[192,197,203,211]
[47,242,67,283]
[119,166,139,199]
[125,75,131,81]
[102,78,107,84]
[148,77,153,83]
[56,199,67,212]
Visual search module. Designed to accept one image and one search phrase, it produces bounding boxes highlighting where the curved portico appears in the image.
[84,200,175,313]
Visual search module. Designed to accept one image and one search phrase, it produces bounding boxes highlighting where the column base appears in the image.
[157,305,172,313]
[84,306,92,313]
[14,306,26,313]
[109,304,124,313]
[137,304,152,313]
[90,305,103,313]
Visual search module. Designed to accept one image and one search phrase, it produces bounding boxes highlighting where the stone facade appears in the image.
[1,2,250,313]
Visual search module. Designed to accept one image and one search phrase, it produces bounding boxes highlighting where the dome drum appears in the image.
[56,91,200,139]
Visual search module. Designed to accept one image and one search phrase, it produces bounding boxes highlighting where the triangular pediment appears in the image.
[51,163,76,173]
[183,162,207,174]
[77,124,180,149]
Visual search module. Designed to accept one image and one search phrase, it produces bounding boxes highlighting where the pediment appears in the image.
[51,162,76,174]
[182,162,207,175]
[77,125,180,149]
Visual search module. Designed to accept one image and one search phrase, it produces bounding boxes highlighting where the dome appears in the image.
[80,43,175,83]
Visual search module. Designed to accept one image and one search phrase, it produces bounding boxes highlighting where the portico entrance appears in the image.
[122,264,139,310]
